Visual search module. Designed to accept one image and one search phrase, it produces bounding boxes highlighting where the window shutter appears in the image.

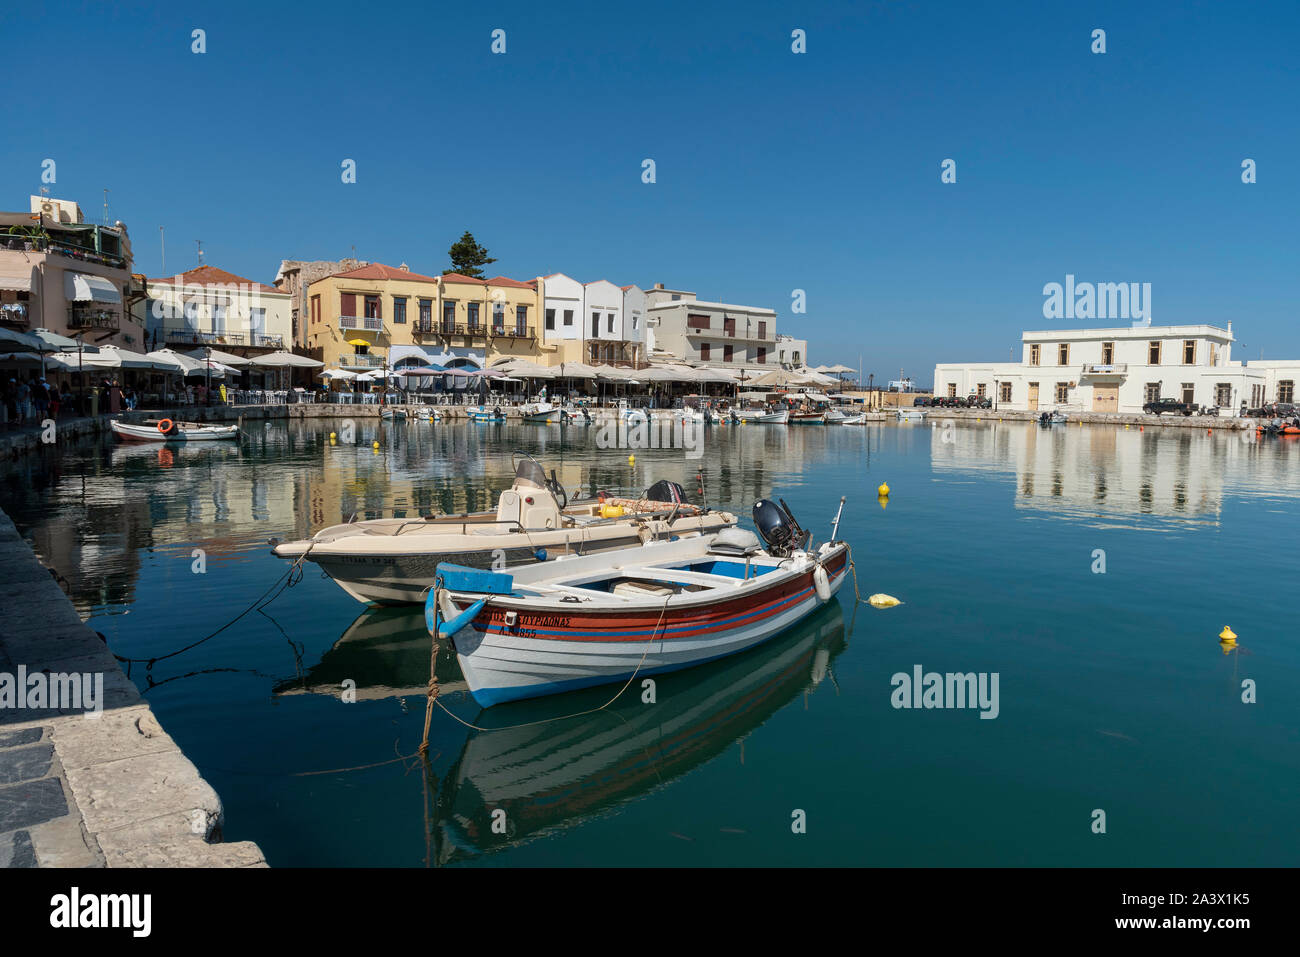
[340,292,356,316]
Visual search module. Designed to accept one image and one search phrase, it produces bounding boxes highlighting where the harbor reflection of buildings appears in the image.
[930,421,1300,524]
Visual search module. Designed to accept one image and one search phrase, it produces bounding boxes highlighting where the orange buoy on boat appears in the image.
[156,418,174,434]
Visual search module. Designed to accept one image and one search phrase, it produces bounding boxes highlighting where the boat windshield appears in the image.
[514,456,547,490]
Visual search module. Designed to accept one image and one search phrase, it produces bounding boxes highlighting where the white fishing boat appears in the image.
[427,498,850,706]
[415,407,444,421]
[733,408,789,424]
[271,454,739,604]
[896,408,926,422]
[467,405,506,422]
[520,401,562,423]
[110,419,240,442]
[380,407,407,421]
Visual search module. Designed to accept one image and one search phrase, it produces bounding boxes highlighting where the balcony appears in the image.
[67,307,120,331]
[1081,362,1128,377]
[340,353,385,369]
[0,303,29,327]
[685,325,771,342]
[165,330,285,349]
[492,325,534,340]
[338,315,383,332]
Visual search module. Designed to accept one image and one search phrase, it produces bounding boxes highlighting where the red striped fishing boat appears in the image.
[426,500,850,707]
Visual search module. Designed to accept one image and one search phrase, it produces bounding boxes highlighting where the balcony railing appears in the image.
[339,315,383,332]
[164,330,286,348]
[341,353,385,369]
[1081,363,1128,375]
[67,308,120,331]
[0,303,29,327]
[492,325,534,339]
[1,234,127,269]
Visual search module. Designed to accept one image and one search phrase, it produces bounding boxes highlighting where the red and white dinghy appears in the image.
[427,501,850,707]
[110,419,240,442]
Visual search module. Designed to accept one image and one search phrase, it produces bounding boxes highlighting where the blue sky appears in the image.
[3,0,1297,383]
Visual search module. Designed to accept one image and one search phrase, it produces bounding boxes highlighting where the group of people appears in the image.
[3,376,66,425]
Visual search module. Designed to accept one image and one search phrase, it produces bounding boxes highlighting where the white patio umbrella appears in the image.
[183,346,250,367]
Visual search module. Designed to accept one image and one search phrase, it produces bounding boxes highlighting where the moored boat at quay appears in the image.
[271,453,738,605]
[427,499,849,706]
[110,418,240,442]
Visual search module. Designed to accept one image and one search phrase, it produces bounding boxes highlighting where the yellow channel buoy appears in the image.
[868,593,901,608]
[877,481,890,497]
[1219,625,1237,644]
[373,440,380,449]
[329,431,336,440]
[628,454,635,465]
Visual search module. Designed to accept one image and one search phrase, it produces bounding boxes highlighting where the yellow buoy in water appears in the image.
[877,482,890,497]
[628,454,635,465]
[868,593,901,608]
[373,440,380,449]
[329,431,336,440]
[1219,625,1237,644]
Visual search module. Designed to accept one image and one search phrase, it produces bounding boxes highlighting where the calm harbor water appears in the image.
[2,418,1297,866]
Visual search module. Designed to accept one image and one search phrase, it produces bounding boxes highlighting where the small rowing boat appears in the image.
[427,498,849,706]
[380,408,407,421]
[520,401,562,423]
[467,406,506,422]
[110,419,240,442]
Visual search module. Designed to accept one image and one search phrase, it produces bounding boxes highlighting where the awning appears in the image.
[0,261,36,292]
[64,272,122,304]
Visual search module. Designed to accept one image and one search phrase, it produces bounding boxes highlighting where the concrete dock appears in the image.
[0,507,265,868]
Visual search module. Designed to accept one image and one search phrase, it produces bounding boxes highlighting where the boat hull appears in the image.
[734,409,788,424]
[442,546,849,706]
[110,420,239,442]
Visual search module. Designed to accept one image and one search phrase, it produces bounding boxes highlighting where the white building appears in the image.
[622,284,646,362]
[540,272,583,349]
[933,322,1300,414]
[644,283,778,371]
[583,279,624,364]
[141,265,292,357]
[776,334,808,369]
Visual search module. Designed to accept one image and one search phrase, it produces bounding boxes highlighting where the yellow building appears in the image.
[304,264,546,373]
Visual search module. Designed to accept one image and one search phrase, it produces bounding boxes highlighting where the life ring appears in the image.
[157,418,175,435]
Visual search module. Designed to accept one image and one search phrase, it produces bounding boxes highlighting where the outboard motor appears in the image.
[752,499,807,557]
[646,480,687,504]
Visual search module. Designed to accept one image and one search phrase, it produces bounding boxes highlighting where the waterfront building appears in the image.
[139,266,291,358]
[933,322,1300,413]
[0,194,147,350]
[776,334,809,369]
[273,258,368,349]
[644,282,778,372]
[540,272,584,362]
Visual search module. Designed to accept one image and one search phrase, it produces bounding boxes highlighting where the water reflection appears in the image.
[929,420,1300,526]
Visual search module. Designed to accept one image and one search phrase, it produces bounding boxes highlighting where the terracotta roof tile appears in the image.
[439,272,488,285]
[146,265,282,295]
[330,263,442,283]
[485,276,535,289]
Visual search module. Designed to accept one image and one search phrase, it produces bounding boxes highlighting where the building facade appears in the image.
[139,266,292,357]
[0,195,146,350]
[274,258,367,349]
[645,283,778,371]
[776,334,808,369]
[933,322,1300,413]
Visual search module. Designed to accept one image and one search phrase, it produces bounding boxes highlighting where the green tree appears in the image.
[445,231,497,278]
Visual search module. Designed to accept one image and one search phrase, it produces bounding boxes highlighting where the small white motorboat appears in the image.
[467,406,506,422]
[110,419,240,442]
[380,407,407,421]
[272,454,739,604]
[896,408,926,422]
[520,401,562,423]
[733,408,789,424]
[427,498,849,706]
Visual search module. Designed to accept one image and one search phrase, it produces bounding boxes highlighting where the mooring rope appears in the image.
[115,543,315,670]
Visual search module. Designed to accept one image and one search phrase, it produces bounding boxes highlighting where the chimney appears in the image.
[654,283,664,290]
[399,262,409,271]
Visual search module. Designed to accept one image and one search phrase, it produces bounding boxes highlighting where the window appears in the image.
[607,313,615,333]
[1145,382,1161,403]
[1209,344,1218,366]
[1148,341,1161,364]
[700,343,711,361]
[1055,382,1069,404]
[591,311,600,337]
[947,383,957,398]
[211,302,226,334]
[364,295,381,319]
[976,383,986,399]
[1183,340,1196,364]
[442,301,456,331]
[1101,342,1114,365]
[393,297,407,324]
[492,301,505,324]
[310,295,320,325]
[758,321,766,339]
[418,299,432,330]
[340,292,356,317]
[671,294,680,301]
[631,316,638,330]
[1251,384,1265,407]
[687,313,710,330]
[545,308,555,330]
[1181,382,1195,404]
[563,309,573,326]
[467,302,480,331]
[1029,344,1040,366]
[723,317,736,337]
[757,346,767,364]
[1216,383,1232,407]
[1058,343,1069,366]
[1000,381,1012,402]
[516,305,528,335]
[723,344,734,362]
[1281,380,1296,403]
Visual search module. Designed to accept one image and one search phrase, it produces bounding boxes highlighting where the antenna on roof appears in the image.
[196,239,204,267]
[102,188,110,226]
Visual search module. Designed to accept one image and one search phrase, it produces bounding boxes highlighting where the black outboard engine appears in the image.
[752,499,807,557]
[646,480,687,504]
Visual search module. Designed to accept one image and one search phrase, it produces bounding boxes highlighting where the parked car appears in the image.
[1142,398,1194,416]
[913,396,930,407]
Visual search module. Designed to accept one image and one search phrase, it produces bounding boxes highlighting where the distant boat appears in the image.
[733,408,789,424]
[467,406,506,422]
[110,419,239,442]
[787,409,826,424]
[380,408,407,421]
[896,409,926,422]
